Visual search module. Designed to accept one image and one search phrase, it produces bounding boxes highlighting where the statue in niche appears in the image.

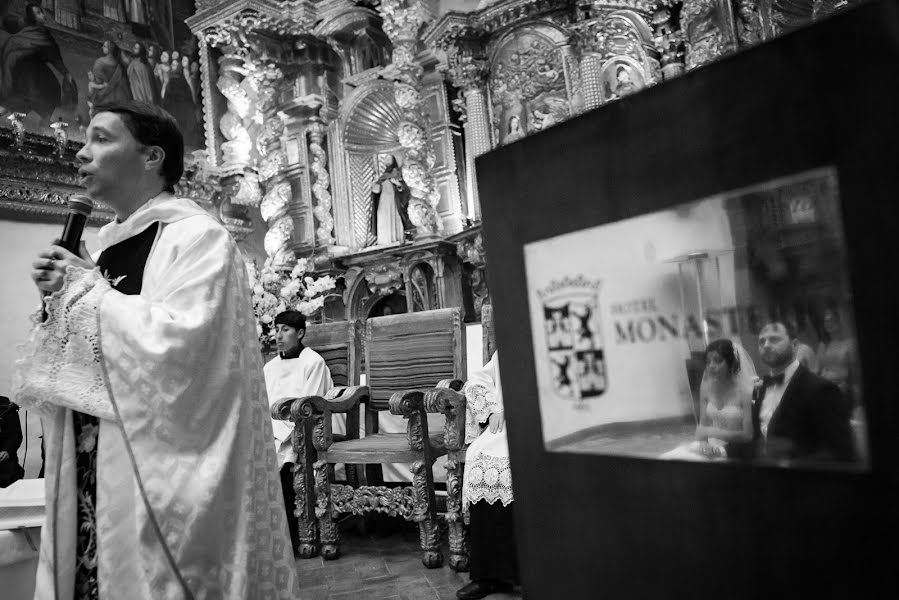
[369,154,414,247]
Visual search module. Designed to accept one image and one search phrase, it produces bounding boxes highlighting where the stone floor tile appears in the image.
[296,583,329,600]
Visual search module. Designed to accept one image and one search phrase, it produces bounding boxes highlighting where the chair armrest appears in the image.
[424,386,465,414]
[271,396,317,421]
[388,389,424,416]
[424,387,467,452]
[322,385,370,413]
[437,378,464,392]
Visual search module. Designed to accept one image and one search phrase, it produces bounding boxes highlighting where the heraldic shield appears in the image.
[542,286,606,399]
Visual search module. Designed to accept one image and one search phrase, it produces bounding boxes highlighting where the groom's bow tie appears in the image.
[762,372,786,387]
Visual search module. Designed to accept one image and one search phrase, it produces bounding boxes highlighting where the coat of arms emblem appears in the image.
[539,277,606,400]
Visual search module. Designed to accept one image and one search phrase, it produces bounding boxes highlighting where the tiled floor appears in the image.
[294,515,523,600]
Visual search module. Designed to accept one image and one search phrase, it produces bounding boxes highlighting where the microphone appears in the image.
[41,195,93,322]
[58,195,93,254]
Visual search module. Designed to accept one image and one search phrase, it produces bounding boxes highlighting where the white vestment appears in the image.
[461,352,513,512]
[263,349,336,467]
[12,194,298,599]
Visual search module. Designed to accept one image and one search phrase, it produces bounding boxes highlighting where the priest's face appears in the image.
[275,324,303,354]
[76,111,151,209]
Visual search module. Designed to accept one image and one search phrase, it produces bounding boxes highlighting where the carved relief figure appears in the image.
[0,3,76,124]
[490,32,570,145]
[369,154,414,246]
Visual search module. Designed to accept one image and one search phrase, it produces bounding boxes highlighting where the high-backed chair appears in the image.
[269,319,361,558]
[273,308,466,567]
[421,303,495,571]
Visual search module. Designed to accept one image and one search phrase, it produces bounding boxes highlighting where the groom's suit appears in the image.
[751,364,855,462]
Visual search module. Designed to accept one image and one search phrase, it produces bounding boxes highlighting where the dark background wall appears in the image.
[477,2,899,598]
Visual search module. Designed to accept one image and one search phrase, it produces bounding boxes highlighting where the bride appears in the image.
[663,338,754,461]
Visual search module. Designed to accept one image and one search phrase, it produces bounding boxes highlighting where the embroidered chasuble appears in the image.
[13,193,298,599]
[72,221,159,599]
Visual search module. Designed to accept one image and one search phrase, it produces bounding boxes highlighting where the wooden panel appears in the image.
[476,2,899,598]
[303,320,361,387]
[364,308,464,404]
[325,432,447,464]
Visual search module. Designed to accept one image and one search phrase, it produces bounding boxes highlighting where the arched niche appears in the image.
[368,292,408,318]
[334,79,405,251]
[486,21,576,146]
[314,5,392,77]
[593,9,661,102]
[406,262,438,312]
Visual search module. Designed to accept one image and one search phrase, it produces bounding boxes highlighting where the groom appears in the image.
[752,320,856,464]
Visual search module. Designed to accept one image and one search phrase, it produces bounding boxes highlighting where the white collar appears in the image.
[97,192,208,250]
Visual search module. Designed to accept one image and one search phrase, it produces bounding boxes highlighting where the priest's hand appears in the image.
[31,242,95,294]
[0,451,9,462]
[488,410,505,434]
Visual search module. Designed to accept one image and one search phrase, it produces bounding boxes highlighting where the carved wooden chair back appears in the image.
[303,319,362,388]
[302,320,364,478]
[363,307,465,435]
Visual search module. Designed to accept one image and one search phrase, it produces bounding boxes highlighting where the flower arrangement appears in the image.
[248,257,337,346]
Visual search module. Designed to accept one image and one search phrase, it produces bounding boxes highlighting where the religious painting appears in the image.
[599,56,645,103]
[0,0,204,150]
[524,168,869,471]
[488,30,570,146]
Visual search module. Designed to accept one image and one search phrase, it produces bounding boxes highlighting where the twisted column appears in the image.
[258,107,296,269]
[307,119,336,246]
[378,0,442,239]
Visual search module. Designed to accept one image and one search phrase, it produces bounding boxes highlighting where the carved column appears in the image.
[378,0,443,240]
[445,36,490,223]
[579,52,604,111]
[307,119,336,248]
[260,114,297,269]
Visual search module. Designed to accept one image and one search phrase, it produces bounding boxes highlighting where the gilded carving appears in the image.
[735,0,763,47]
[365,261,405,296]
[490,31,570,145]
[652,3,686,80]
[378,0,443,239]
[681,0,731,70]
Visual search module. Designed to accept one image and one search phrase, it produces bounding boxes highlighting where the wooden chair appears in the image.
[420,304,495,571]
[273,308,466,567]
[270,319,361,558]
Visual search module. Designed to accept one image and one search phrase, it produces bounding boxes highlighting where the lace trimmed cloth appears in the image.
[461,356,514,512]
[12,266,117,422]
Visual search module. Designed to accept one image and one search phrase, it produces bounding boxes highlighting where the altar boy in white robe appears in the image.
[13,101,298,599]
[457,351,520,600]
[264,310,334,555]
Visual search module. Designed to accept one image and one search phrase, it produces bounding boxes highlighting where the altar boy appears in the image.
[264,310,334,553]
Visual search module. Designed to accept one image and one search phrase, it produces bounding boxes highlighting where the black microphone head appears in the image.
[68,195,94,217]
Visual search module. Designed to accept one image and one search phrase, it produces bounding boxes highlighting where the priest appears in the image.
[13,101,298,599]
[264,310,333,555]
